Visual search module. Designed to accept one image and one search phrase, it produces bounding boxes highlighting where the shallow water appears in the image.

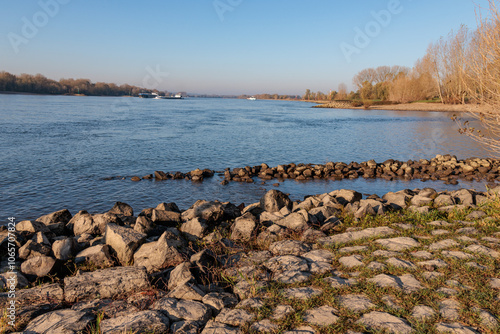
[0,95,491,221]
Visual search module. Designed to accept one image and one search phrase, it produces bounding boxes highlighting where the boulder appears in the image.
[109,201,134,216]
[20,255,57,277]
[23,309,95,334]
[182,201,226,223]
[276,212,309,231]
[230,212,258,241]
[0,283,63,306]
[19,240,51,259]
[133,231,185,273]
[180,217,208,241]
[69,210,99,236]
[100,310,170,334]
[52,237,77,261]
[152,298,212,323]
[64,266,149,303]
[152,209,182,226]
[382,192,411,209]
[329,189,362,205]
[36,209,72,226]
[260,189,292,213]
[15,220,49,234]
[105,223,146,265]
[168,262,196,290]
[92,212,122,234]
[452,189,475,206]
[74,244,115,268]
[133,215,155,235]
[156,202,181,213]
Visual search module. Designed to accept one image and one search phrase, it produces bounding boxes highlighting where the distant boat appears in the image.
[155,93,183,100]
[247,96,256,100]
[139,92,158,98]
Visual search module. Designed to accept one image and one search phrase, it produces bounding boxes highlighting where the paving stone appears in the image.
[439,299,461,320]
[339,255,364,268]
[201,320,239,334]
[432,229,450,236]
[428,220,453,227]
[429,239,460,251]
[386,257,417,270]
[319,226,396,245]
[356,311,413,334]
[435,322,479,333]
[152,298,212,323]
[372,249,402,257]
[235,298,264,309]
[202,293,239,313]
[215,308,255,327]
[366,261,387,270]
[275,270,312,284]
[303,305,339,326]
[437,287,459,296]
[466,262,490,270]
[381,295,402,310]
[324,276,358,288]
[417,259,449,270]
[309,261,332,274]
[338,294,375,313]
[270,305,294,320]
[465,244,500,258]
[375,237,421,251]
[393,223,415,230]
[483,236,500,243]
[411,305,435,321]
[100,310,170,334]
[411,250,433,259]
[265,255,309,273]
[422,271,445,280]
[233,280,269,299]
[282,326,316,334]
[441,250,475,260]
[301,249,333,263]
[457,236,477,243]
[283,287,322,300]
[456,227,478,235]
[368,274,424,293]
[472,307,499,330]
[338,245,369,254]
[489,278,500,289]
[269,240,311,256]
[171,320,200,334]
[250,319,279,333]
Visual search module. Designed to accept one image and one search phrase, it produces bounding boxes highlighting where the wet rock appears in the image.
[100,310,170,334]
[152,297,212,323]
[109,201,134,216]
[74,244,115,268]
[356,311,412,334]
[105,223,146,265]
[64,266,149,302]
[20,255,57,277]
[23,309,94,334]
[260,189,292,213]
[134,231,185,272]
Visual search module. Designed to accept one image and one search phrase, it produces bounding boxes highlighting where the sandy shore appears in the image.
[314,101,473,113]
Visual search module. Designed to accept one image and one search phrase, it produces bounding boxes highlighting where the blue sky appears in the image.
[0,0,489,95]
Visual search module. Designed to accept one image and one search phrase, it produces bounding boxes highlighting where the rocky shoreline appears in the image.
[125,155,500,187]
[1,186,499,333]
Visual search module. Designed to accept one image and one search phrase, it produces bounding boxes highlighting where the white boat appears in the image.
[155,93,183,99]
[247,96,256,100]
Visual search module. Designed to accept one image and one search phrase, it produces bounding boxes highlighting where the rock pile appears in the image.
[1,187,499,333]
[129,155,500,185]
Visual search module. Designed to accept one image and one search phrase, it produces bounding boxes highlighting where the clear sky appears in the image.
[0,0,490,95]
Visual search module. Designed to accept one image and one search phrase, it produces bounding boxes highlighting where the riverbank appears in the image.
[314,101,472,112]
[1,186,499,333]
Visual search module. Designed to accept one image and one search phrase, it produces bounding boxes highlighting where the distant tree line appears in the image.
[238,94,301,100]
[0,72,149,96]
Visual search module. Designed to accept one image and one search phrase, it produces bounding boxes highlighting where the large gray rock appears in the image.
[152,209,183,225]
[302,305,339,326]
[69,210,99,236]
[269,240,311,256]
[202,320,240,334]
[276,212,309,231]
[0,283,63,306]
[182,201,225,223]
[20,255,57,277]
[356,311,412,334]
[202,292,239,313]
[168,262,196,290]
[105,223,146,265]
[100,310,170,334]
[64,266,149,302]
[382,192,411,209]
[19,240,51,259]
[215,308,255,327]
[230,213,258,241]
[16,220,49,234]
[74,244,115,268]
[265,255,309,273]
[133,231,185,272]
[329,189,362,205]
[260,189,292,213]
[152,297,212,323]
[167,282,206,301]
[109,201,134,216]
[23,309,94,334]
[52,237,77,261]
[36,209,72,226]
[180,217,208,241]
[93,212,122,234]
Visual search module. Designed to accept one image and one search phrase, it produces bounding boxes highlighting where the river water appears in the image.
[0,95,491,221]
